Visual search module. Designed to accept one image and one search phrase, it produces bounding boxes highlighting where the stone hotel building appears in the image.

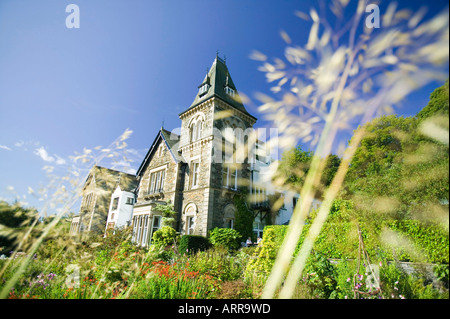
[71,55,313,245]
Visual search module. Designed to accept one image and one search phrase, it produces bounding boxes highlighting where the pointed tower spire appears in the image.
[179,54,256,121]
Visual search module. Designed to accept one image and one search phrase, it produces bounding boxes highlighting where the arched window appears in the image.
[196,121,202,140]
[223,204,236,228]
[184,203,197,235]
[189,116,204,143]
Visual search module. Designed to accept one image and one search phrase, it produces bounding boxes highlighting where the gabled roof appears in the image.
[179,56,256,120]
[83,165,139,193]
[136,128,184,177]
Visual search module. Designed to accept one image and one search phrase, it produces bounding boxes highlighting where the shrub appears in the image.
[152,226,177,248]
[302,251,338,299]
[208,227,241,251]
[433,264,449,289]
[127,261,219,299]
[257,207,449,264]
[178,235,210,254]
[180,247,243,281]
[217,279,255,299]
[245,226,279,279]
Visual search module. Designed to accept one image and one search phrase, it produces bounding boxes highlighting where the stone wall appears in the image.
[175,98,257,237]
[136,138,178,203]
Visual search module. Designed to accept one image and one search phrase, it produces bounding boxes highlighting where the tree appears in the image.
[275,145,341,198]
[343,81,449,221]
[0,201,39,255]
[415,80,449,121]
[154,202,177,228]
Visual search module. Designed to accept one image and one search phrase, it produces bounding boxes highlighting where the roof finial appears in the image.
[216,49,219,59]
[224,54,227,65]
[161,118,164,130]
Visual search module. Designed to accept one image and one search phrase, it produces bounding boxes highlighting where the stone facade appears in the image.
[72,56,304,245]
[72,165,138,235]
[176,96,256,237]
[129,56,261,245]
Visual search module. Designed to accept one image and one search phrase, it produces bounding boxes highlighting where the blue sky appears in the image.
[0,0,448,214]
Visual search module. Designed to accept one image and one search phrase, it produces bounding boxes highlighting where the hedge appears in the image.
[208,227,241,250]
[260,218,448,264]
[178,235,211,254]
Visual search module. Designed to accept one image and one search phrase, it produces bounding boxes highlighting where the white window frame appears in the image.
[187,216,195,235]
[191,162,200,188]
[223,165,237,190]
[131,216,138,243]
[184,203,197,235]
[111,197,119,211]
[150,215,161,244]
[253,215,265,238]
[137,216,143,245]
[189,118,203,142]
[148,168,166,194]
[142,215,149,246]
[225,86,235,97]
[199,83,210,96]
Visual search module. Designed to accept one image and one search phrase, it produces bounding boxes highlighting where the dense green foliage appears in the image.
[1,82,448,300]
[245,226,279,278]
[0,201,34,228]
[151,226,177,248]
[343,82,449,222]
[178,234,211,254]
[233,192,254,242]
[153,202,177,228]
[252,201,448,264]
[275,146,341,198]
[415,80,449,121]
[208,227,241,251]
[0,201,39,256]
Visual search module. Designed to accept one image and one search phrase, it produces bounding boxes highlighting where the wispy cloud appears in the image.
[34,146,66,165]
[0,145,11,151]
[34,146,55,162]
[55,155,67,165]
[14,140,40,151]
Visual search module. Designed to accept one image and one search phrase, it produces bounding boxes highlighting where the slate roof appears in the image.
[136,128,184,177]
[84,165,139,193]
[179,56,256,120]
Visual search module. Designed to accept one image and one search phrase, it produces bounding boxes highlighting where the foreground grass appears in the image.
[1,227,447,300]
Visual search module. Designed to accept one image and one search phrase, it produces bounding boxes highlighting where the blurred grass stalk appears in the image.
[0,129,134,299]
[261,0,449,298]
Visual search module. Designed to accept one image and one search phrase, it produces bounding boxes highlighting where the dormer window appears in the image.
[199,83,210,96]
[224,86,235,97]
